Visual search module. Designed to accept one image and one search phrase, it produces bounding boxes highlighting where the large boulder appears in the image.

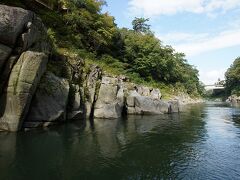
[24,72,69,128]
[137,86,151,96]
[135,85,161,99]
[226,95,240,103]
[134,96,169,114]
[94,76,124,119]
[0,51,48,131]
[84,65,102,117]
[0,6,50,94]
[168,100,179,113]
[150,88,161,99]
[20,16,50,53]
[126,90,169,115]
[0,5,34,47]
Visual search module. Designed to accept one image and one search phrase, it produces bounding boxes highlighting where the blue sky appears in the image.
[102,0,240,85]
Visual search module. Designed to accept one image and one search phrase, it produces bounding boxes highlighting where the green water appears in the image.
[1,102,240,179]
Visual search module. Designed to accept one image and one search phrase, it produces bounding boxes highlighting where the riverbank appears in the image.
[0,5,203,132]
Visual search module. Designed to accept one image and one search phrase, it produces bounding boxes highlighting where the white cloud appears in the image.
[157,32,209,44]
[128,0,240,17]
[173,29,240,56]
[199,69,226,84]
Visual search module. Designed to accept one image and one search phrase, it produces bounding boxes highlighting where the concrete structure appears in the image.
[204,85,225,91]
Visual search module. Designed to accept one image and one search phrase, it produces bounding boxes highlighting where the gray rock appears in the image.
[134,96,169,114]
[24,17,51,53]
[126,90,140,107]
[0,5,34,47]
[226,95,240,103]
[137,86,150,96]
[85,65,102,117]
[101,76,118,85]
[24,72,69,128]
[94,103,123,119]
[168,100,179,113]
[0,51,48,131]
[94,76,124,119]
[126,90,169,115]
[68,85,83,120]
[150,88,161,99]
[71,85,81,111]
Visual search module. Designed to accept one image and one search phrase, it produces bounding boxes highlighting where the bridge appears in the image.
[204,85,225,91]
[204,84,225,96]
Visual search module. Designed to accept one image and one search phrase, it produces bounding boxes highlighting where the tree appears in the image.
[225,57,240,95]
[61,0,116,51]
[132,17,151,33]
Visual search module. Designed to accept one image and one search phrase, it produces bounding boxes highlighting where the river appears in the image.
[0,102,240,179]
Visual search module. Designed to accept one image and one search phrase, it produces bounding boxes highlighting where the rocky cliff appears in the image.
[226,95,240,104]
[0,5,189,132]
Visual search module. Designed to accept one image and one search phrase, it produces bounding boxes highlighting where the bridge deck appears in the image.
[204,85,225,91]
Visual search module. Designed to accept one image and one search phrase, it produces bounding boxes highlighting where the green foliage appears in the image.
[108,28,203,95]
[225,57,240,95]
[62,0,116,52]
[1,0,203,97]
[132,17,151,33]
[0,0,25,7]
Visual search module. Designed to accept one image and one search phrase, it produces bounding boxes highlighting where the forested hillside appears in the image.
[1,0,204,97]
[225,57,240,95]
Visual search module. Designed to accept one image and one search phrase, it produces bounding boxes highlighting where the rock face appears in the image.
[93,79,178,118]
[84,65,102,117]
[226,95,240,103]
[94,76,124,119]
[0,51,48,131]
[67,85,82,120]
[0,5,50,131]
[24,72,69,128]
[168,101,180,113]
[0,5,182,132]
[126,88,169,115]
[0,5,34,47]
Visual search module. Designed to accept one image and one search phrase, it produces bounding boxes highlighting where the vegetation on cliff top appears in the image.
[1,0,204,97]
[225,57,240,96]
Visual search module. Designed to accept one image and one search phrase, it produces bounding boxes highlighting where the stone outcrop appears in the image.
[24,72,69,128]
[0,5,34,47]
[168,101,180,113]
[84,65,102,118]
[226,95,240,103]
[0,5,184,132]
[0,51,48,131]
[67,84,82,120]
[93,78,179,118]
[94,76,124,119]
[125,86,169,115]
[0,5,50,131]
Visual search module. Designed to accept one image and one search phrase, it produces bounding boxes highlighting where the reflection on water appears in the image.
[0,103,240,179]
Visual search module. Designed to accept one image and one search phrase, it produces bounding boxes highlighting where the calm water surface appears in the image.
[1,102,240,179]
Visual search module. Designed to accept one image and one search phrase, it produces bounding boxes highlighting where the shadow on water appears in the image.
[1,103,240,179]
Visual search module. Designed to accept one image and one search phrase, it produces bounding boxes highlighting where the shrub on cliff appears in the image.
[0,0,204,96]
[225,57,240,95]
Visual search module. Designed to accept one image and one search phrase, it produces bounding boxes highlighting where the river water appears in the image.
[0,102,240,179]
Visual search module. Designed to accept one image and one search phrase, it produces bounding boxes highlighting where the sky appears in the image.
[102,0,240,85]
